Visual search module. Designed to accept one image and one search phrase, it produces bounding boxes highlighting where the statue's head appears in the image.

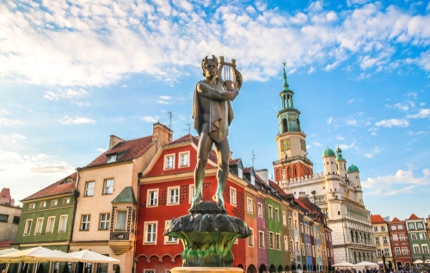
[201,55,218,77]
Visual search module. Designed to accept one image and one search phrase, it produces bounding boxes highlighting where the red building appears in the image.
[135,134,249,273]
[388,217,412,269]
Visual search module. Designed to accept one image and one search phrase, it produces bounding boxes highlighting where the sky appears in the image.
[0,0,429,221]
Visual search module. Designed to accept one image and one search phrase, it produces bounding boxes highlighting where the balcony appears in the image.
[109,231,133,255]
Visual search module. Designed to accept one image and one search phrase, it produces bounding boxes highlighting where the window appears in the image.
[411,234,417,240]
[375,237,380,244]
[99,213,110,230]
[422,245,429,253]
[413,245,420,253]
[417,222,423,229]
[189,185,196,204]
[144,222,157,244]
[24,219,33,235]
[178,152,189,167]
[115,211,126,231]
[257,203,263,217]
[247,198,253,214]
[373,226,378,232]
[384,248,389,256]
[258,231,265,248]
[282,211,287,226]
[46,216,55,233]
[103,179,114,195]
[167,187,179,205]
[147,189,159,207]
[274,208,279,222]
[268,205,273,219]
[106,154,117,163]
[294,220,298,230]
[63,198,70,204]
[381,226,386,231]
[300,223,304,233]
[80,215,90,231]
[391,225,397,231]
[40,202,46,208]
[164,154,175,170]
[58,215,68,232]
[400,234,405,241]
[144,270,155,273]
[408,223,415,230]
[269,232,274,249]
[51,200,58,206]
[35,218,44,234]
[85,182,95,196]
[165,221,178,244]
[395,247,400,255]
[275,233,281,250]
[301,243,305,255]
[402,247,408,255]
[230,187,237,206]
[248,228,254,247]
[398,224,403,230]
[13,216,20,225]
[377,249,382,256]
[383,236,388,244]
[29,203,35,209]
[419,233,426,240]
[392,234,398,241]
[284,236,288,250]
[0,214,8,223]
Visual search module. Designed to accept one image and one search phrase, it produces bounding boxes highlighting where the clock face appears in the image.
[289,115,295,120]
[281,139,291,151]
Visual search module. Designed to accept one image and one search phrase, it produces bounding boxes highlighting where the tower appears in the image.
[273,66,313,184]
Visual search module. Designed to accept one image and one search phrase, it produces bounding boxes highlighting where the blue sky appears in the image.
[1,0,429,220]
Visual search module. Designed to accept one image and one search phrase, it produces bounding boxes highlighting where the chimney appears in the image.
[256,169,269,185]
[109,135,125,149]
[152,122,173,149]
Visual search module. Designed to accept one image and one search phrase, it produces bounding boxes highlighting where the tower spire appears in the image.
[282,62,290,91]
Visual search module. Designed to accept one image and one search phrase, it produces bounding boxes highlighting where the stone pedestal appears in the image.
[164,201,251,267]
[171,267,244,273]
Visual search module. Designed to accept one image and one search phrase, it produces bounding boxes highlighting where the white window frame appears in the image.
[63,198,70,204]
[84,181,95,197]
[114,210,127,231]
[402,247,408,255]
[40,202,46,208]
[393,234,398,241]
[257,203,263,218]
[178,151,190,168]
[164,154,175,170]
[58,215,68,233]
[268,205,273,220]
[274,208,279,222]
[269,231,274,249]
[147,189,159,207]
[80,214,90,231]
[144,221,157,244]
[34,217,44,234]
[284,235,288,251]
[395,247,400,255]
[189,184,196,204]
[29,203,35,210]
[230,187,237,206]
[46,216,55,233]
[164,220,179,244]
[51,200,58,206]
[99,213,110,230]
[167,186,180,205]
[400,234,405,241]
[258,231,265,248]
[391,225,397,231]
[282,211,287,226]
[411,233,417,241]
[422,244,429,254]
[103,179,114,195]
[398,224,403,230]
[413,244,420,254]
[246,197,253,214]
[248,228,254,247]
[24,219,33,235]
[275,233,281,250]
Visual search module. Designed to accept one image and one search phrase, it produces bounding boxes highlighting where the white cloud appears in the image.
[337,136,345,140]
[141,116,159,122]
[338,141,355,150]
[348,99,355,104]
[59,116,95,125]
[345,119,357,125]
[44,88,88,100]
[363,146,381,158]
[327,117,333,125]
[0,118,23,126]
[313,141,323,146]
[393,101,415,111]
[407,108,430,119]
[375,118,409,127]
[362,168,430,196]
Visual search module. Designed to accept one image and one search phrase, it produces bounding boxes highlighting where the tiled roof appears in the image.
[269,180,288,198]
[390,217,402,222]
[371,214,386,224]
[169,134,197,146]
[297,196,322,215]
[229,158,241,165]
[112,187,137,205]
[22,173,77,201]
[408,213,420,220]
[86,135,154,167]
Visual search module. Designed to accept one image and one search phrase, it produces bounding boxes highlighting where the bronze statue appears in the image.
[190,55,242,213]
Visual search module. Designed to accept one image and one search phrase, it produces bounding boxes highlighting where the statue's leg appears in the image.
[213,139,230,213]
[189,129,213,213]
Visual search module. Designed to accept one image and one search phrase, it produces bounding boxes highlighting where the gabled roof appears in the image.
[22,173,77,201]
[371,214,386,224]
[297,195,322,215]
[112,187,137,205]
[229,158,241,165]
[85,135,154,167]
[169,134,198,146]
[408,213,420,220]
[390,217,402,223]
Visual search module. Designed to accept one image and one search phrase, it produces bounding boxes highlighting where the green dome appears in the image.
[336,146,346,161]
[348,164,359,173]
[322,147,335,157]
[337,155,346,161]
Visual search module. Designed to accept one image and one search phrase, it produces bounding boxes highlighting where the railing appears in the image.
[273,155,314,166]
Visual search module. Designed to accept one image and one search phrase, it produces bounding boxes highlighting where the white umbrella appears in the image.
[68,250,119,264]
[355,261,378,267]
[1,246,78,263]
[413,259,423,264]
[332,262,356,268]
[0,249,19,256]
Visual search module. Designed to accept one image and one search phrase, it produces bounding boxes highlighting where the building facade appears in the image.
[272,67,376,265]
[388,217,412,269]
[405,214,430,265]
[371,214,393,269]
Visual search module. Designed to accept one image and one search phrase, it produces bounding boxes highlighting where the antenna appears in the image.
[251,151,258,167]
[168,112,173,129]
[183,123,190,135]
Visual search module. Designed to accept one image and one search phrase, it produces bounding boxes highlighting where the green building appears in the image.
[405,214,430,264]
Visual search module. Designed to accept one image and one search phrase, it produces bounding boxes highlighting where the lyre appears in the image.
[218,56,237,91]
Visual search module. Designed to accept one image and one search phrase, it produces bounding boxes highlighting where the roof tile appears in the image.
[22,173,77,201]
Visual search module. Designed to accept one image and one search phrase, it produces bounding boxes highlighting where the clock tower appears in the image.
[273,65,313,184]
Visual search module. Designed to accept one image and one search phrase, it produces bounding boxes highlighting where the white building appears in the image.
[272,67,377,264]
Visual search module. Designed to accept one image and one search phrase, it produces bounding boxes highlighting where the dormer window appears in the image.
[251,173,255,185]
[106,154,117,163]
[238,167,243,179]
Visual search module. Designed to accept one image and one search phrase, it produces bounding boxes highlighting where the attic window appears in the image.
[106,154,117,163]
[238,167,243,179]
[251,174,255,185]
